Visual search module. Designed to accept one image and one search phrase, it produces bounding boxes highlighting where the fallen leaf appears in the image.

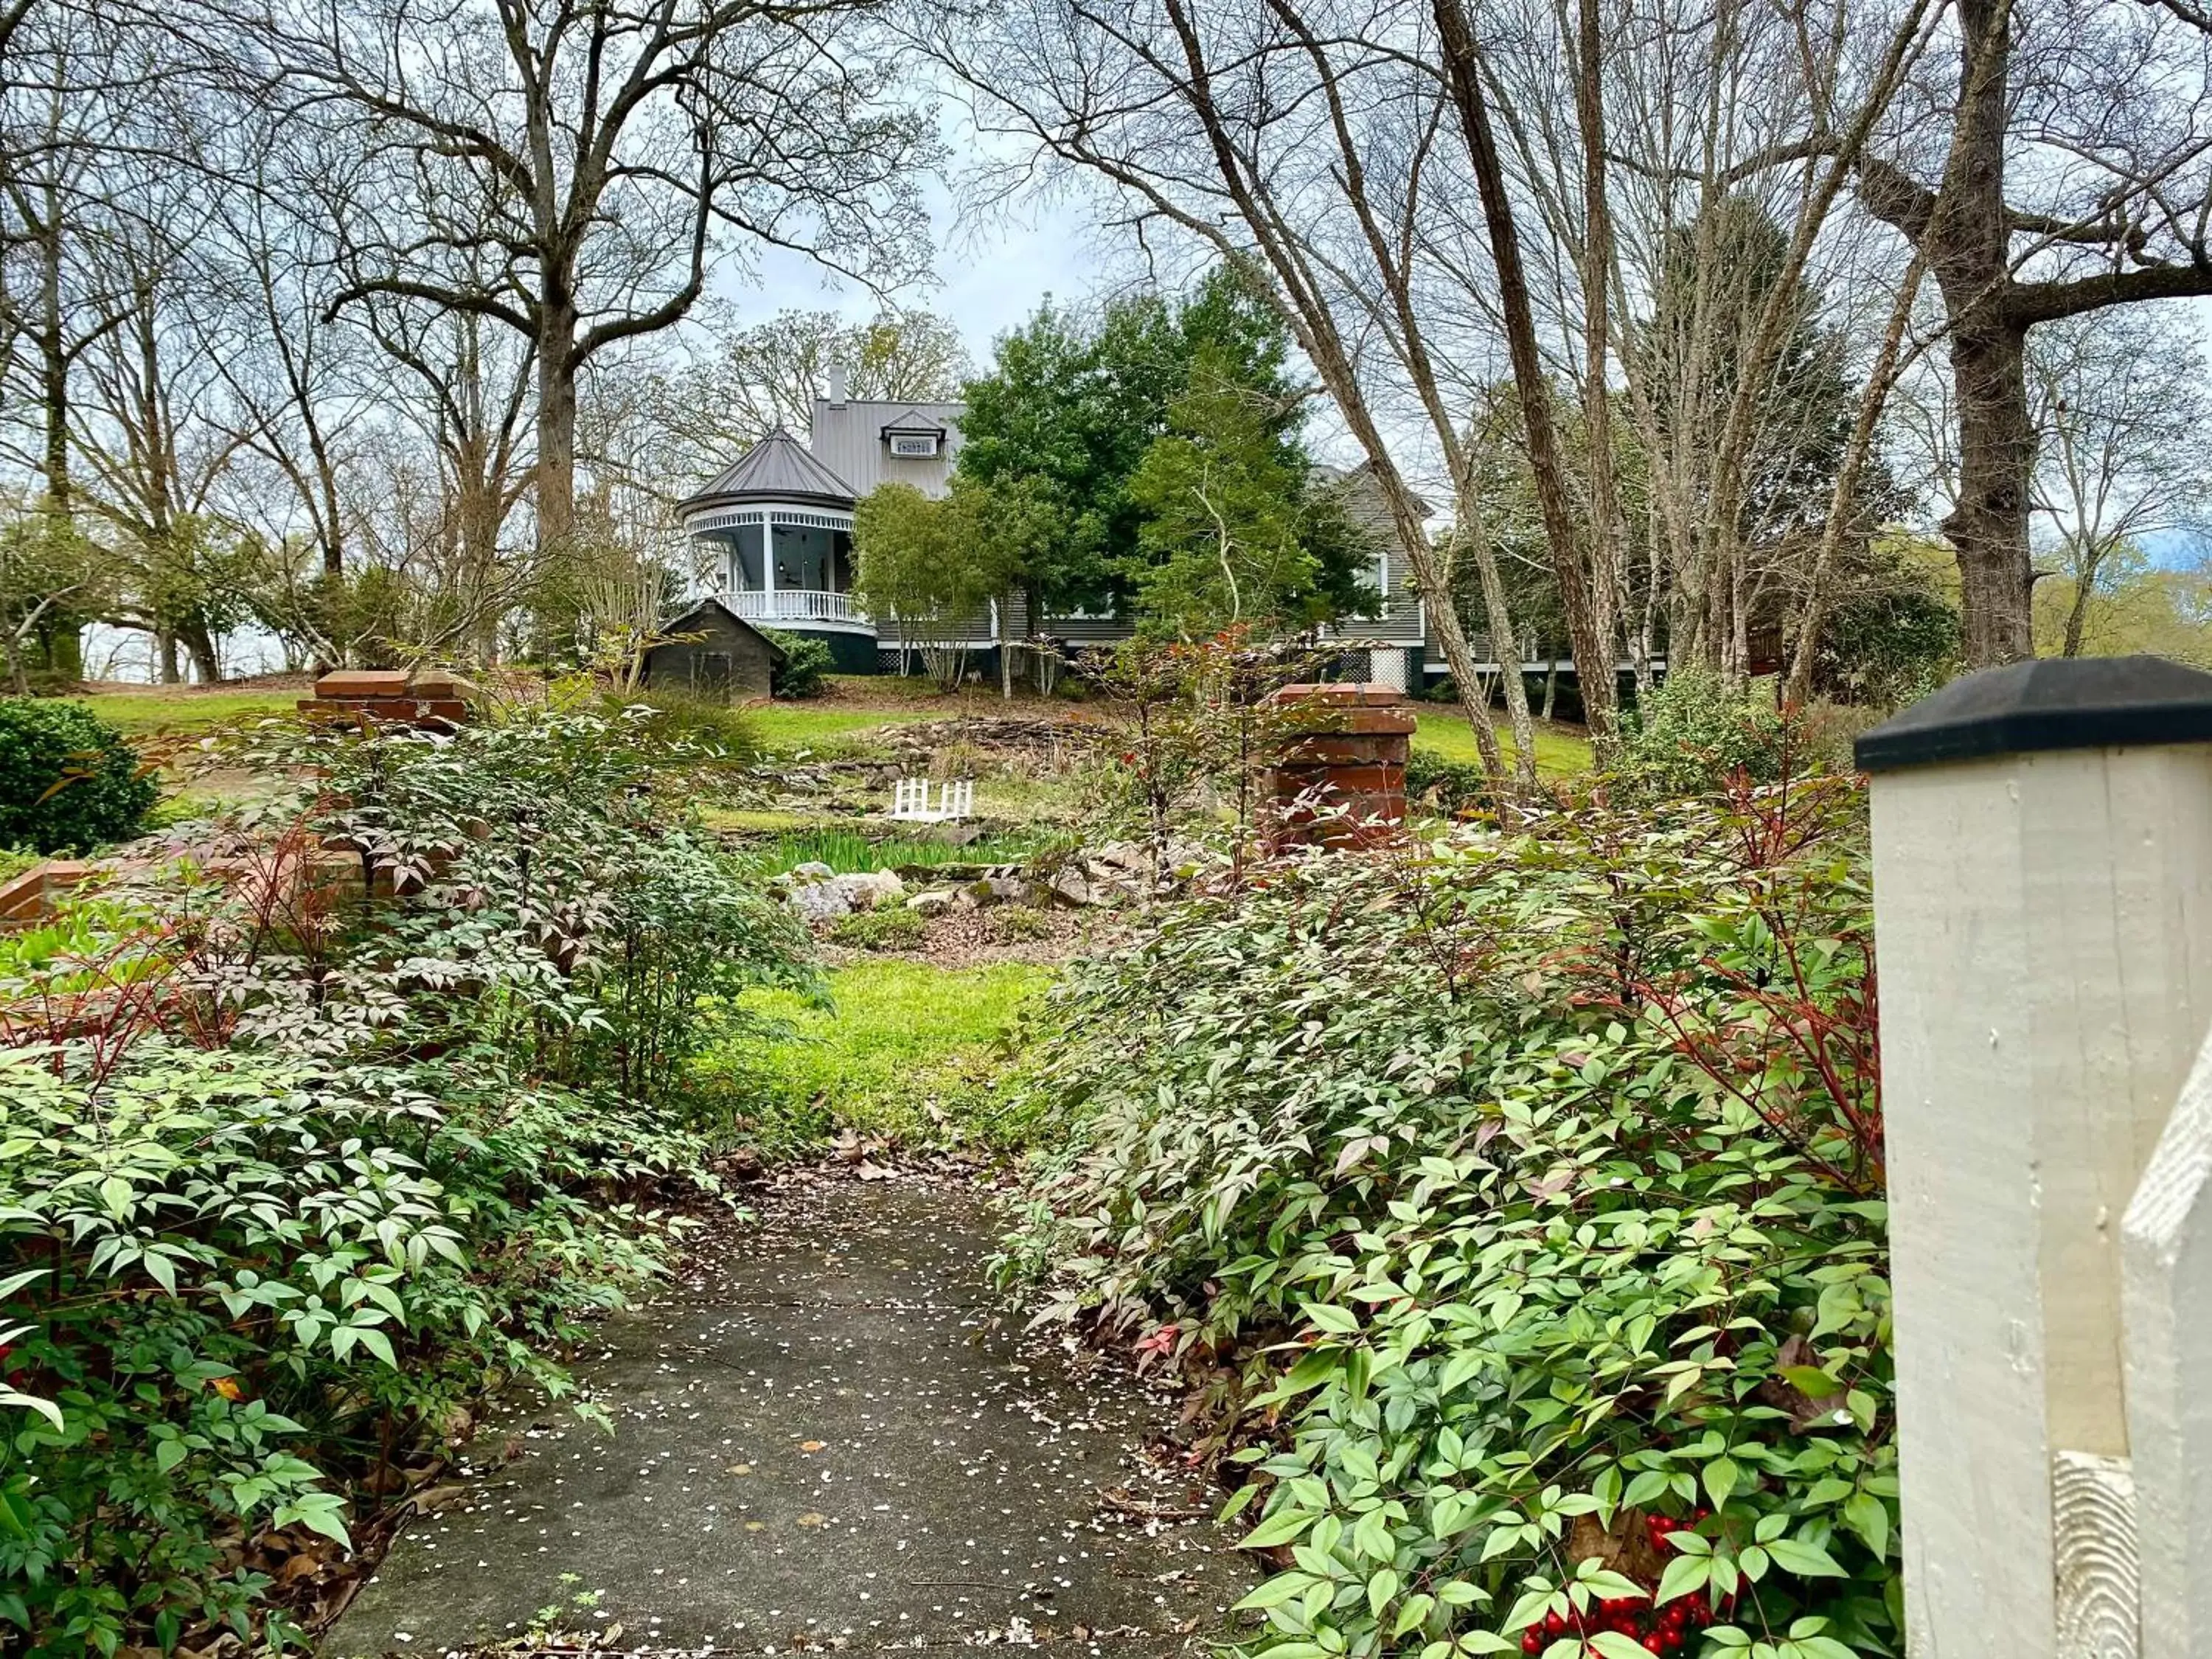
[797,1512,826,1527]
[799,1440,827,1453]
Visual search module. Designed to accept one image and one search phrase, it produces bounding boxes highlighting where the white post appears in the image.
[1860,657,2212,1658]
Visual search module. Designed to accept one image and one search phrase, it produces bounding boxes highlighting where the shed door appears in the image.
[693,652,734,698]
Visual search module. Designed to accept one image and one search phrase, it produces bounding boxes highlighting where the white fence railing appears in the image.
[726,588,869,625]
[1858,655,2212,1658]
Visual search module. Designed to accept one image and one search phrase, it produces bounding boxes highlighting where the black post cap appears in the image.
[1855,655,2212,773]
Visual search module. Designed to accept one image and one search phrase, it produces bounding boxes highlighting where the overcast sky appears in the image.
[709,168,1117,369]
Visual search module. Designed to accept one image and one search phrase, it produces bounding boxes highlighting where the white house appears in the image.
[676,366,1528,689]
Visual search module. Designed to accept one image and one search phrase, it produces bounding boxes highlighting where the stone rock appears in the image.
[833,869,905,911]
[788,860,837,882]
[1091,841,1150,875]
[785,881,852,922]
[1045,868,1105,908]
[906,888,958,916]
[969,874,1031,908]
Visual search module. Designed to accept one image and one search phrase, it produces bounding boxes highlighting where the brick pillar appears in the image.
[1263,681,1416,849]
[301,668,478,730]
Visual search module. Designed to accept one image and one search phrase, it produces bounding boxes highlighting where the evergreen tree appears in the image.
[956,268,1373,633]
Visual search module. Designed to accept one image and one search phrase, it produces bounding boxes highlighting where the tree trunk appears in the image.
[1453,495,1540,790]
[2059,537,2113,658]
[537,302,580,553]
[1930,0,2036,664]
[1431,0,1619,756]
[181,622,220,684]
[1573,0,1625,682]
[1942,311,2037,664]
[157,629,181,685]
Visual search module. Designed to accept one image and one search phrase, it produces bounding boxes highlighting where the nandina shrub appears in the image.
[0,708,807,1657]
[998,773,1893,1659]
[0,698,157,854]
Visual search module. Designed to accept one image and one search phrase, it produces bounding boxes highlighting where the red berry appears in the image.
[1520,1633,1543,1655]
[1643,1637,1666,1655]
[1545,1611,1567,1635]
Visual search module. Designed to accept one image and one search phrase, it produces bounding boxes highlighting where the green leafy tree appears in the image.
[1125,357,1368,637]
[852,481,1021,689]
[954,268,1360,633]
[0,511,112,694]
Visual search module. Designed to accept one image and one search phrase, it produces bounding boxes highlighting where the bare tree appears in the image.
[204,0,936,554]
[1859,0,2212,664]
[2026,305,2212,658]
[921,0,1552,787]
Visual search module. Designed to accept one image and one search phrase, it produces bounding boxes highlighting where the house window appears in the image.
[888,432,940,458]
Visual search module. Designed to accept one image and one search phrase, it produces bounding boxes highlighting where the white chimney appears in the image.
[826,365,848,407]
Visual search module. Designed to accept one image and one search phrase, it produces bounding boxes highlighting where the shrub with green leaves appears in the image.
[830,903,931,950]
[1618,671,1787,799]
[0,708,807,1655]
[764,629,834,698]
[0,698,157,853]
[1000,776,1893,1659]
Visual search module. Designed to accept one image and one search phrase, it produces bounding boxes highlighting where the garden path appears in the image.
[324,1175,1248,1658]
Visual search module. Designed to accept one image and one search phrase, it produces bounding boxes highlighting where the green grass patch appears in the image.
[748,704,933,754]
[699,959,1051,1157]
[66,690,299,736]
[748,826,1069,876]
[1413,710,1592,776]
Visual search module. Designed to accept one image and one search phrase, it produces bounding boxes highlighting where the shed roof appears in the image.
[680,428,858,513]
[655,597,790,662]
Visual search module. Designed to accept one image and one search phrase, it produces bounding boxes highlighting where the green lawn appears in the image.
[747,704,934,753]
[1413,709,1593,776]
[68,689,299,736]
[700,959,1051,1156]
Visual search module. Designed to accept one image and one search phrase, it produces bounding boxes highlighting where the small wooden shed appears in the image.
[641,598,787,702]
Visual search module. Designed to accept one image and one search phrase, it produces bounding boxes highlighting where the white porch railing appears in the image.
[726,588,869,625]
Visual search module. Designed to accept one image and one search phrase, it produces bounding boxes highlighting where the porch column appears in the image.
[1857,656,2212,1657]
[762,516,777,616]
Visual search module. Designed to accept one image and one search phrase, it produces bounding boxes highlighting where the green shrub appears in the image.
[1618,668,1787,796]
[764,629,833,698]
[620,691,760,767]
[999,776,1893,1658]
[0,708,807,1655]
[830,903,931,950]
[0,698,158,853]
[1404,748,1491,810]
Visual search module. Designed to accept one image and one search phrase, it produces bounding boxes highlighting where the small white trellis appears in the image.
[890,777,974,822]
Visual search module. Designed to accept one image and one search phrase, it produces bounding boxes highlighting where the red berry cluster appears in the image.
[1514,1511,1738,1656]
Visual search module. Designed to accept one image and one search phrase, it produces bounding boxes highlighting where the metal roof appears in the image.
[680,428,858,513]
[810,398,966,500]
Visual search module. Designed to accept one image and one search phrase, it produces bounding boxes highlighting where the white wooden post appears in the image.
[1859,657,2212,1658]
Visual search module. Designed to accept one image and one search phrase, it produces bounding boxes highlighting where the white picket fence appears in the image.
[1859,655,2212,1658]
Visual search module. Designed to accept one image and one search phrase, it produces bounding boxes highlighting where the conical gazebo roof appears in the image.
[678,427,858,514]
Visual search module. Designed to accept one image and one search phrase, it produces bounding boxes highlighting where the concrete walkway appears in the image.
[327,1175,1250,1656]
